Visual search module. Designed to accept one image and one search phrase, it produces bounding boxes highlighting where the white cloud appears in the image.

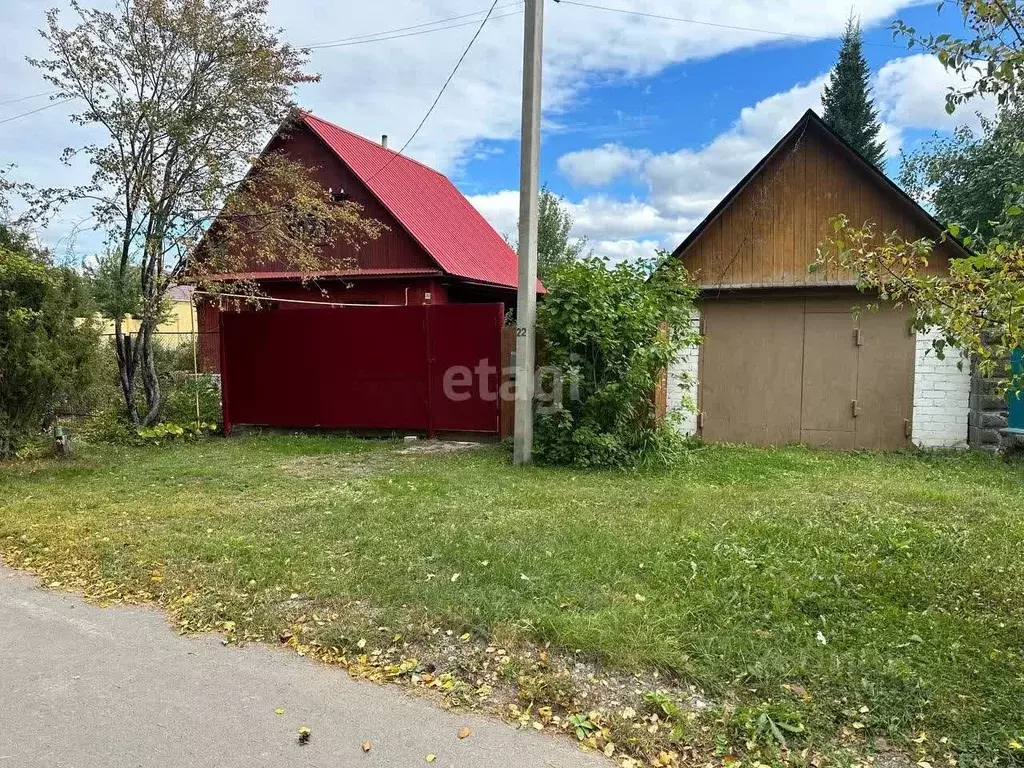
[874,53,996,134]
[527,54,995,261]
[285,0,929,175]
[466,189,520,240]
[468,189,693,255]
[2,0,934,257]
[642,76,827,216]
[565,196,691,241]
[590,238,663,264]
[557,144,649,187]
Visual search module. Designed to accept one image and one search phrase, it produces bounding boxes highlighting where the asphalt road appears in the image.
[0,564,606,768]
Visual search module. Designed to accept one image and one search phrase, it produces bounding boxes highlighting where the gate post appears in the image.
[424,303,436,439]
[219,312,232,437]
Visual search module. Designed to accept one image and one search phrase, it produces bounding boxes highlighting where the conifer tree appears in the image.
[822,16,886,165]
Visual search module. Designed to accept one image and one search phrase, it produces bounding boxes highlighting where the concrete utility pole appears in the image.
[513,0,544,466]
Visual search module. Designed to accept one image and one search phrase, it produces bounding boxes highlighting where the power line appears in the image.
[0,98,73,126]
[308,9,523,50]
[0,8,520,128]
[307,2,522,49]
[0,90,58,108]
[363,0,503,184]
[552,0,908,51]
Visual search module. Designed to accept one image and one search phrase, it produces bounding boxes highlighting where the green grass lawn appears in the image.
[1,435,1023,766]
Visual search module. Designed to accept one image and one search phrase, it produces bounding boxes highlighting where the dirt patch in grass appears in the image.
[281,439,487,479]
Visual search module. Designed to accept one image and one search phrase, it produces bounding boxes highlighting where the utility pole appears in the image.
[513,0,544,466]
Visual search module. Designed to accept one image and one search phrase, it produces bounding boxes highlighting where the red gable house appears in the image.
[198,111,532,372]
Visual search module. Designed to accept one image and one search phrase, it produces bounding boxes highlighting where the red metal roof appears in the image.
[301,112,540,293]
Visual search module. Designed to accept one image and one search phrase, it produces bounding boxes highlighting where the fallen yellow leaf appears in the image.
[457,727,472,739]
[274,708,285,715]
[425,754,437,763]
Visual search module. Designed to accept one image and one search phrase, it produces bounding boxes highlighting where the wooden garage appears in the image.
[667,110,969,450]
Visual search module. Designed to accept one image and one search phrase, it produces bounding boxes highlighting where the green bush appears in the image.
[0,228,101,458]
[163,374,221,426]
[533,254,700,467]
[79,406,143,445]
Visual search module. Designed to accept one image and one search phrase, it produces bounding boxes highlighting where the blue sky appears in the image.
[0,0,992,263]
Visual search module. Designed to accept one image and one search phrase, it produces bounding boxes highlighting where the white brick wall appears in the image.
[912,328,971,448]
[667,311,701,436]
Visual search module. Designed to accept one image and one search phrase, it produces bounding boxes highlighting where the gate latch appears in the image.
[851,399,860,417]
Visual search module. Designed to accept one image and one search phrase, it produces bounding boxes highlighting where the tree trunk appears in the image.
[139,321,162,426]
[113,318,140,426]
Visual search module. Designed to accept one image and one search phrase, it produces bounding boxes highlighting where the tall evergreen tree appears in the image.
[821,16,886,165]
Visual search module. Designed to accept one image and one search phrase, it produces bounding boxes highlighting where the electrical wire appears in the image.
[308,9,523,50]
[552,0,909,51]
[0,7,521,126]
[362,0,504,184]
[307,2,522,49]
[0,98,73,126]
[0,90,57,108]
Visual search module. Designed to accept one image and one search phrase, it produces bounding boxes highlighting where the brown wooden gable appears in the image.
[674,110,965,290]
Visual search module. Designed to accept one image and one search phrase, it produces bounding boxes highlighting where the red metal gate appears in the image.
[219,303,504,436]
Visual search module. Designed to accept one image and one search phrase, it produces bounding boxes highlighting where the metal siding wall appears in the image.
[426,303,504,434]
[220,304,502,434]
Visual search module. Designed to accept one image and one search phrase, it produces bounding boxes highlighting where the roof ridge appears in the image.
[299,111,446,179]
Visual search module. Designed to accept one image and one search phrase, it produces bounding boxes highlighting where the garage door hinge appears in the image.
[697,411,705,429]
[851,399,860,417]
[698,317,706,336]
[854,328,863,346]
[905,418,912,438]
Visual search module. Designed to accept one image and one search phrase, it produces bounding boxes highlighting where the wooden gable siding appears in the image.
[681,125,955,289]
[254,124,438,274]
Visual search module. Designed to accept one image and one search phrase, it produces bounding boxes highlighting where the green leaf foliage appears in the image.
[894,1,1024,112]
[533,253,699,467]
[0,226,101,458]
[816,207,1024,390]
[511,186,588,282]
[899,106,1024,242]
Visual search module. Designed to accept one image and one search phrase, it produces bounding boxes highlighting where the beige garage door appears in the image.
[699,296,914,450]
